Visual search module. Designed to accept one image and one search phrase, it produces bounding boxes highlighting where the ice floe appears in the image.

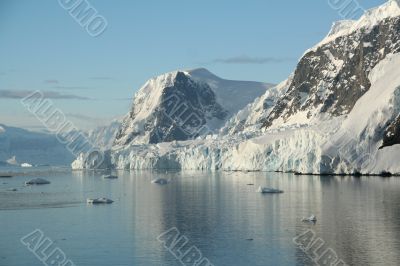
[102,175,118,179]
[87,198,114,204]
[151,178,169,185]
[302,215,317,223]
[256,186,284,194]
[25,178,51,185]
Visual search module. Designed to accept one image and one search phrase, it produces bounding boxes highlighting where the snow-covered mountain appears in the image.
[114,68,272,146]
[261,0,400,130]
[85,120,121,149]
[223,0,400,135]
[0,124,74,166]
[221,76,293,135]
[73,0,400,175]
[68,120,121,150]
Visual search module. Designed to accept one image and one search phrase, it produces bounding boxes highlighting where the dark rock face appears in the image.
[262,17,400,128]
[114,72,228,145]
[148,72,227,143]
[380,114,400,149]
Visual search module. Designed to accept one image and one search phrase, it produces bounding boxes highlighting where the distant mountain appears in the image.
[0,120,122,167]
[114,68,273,146]
[0,124,74,166]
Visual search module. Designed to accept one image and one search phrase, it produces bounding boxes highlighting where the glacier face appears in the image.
[72,1,400,175]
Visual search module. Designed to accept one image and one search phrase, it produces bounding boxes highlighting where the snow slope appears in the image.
[221,76,293,135]
[188,68,274,116]
[326,53,400,173]
[85,120,121,149]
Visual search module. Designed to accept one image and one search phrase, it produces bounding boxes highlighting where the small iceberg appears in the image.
[21,163,33,168]
[25,178,51,185]
[151,178,169,185]
[6,156,18,166]
[302,215,317,223]
[256,186,284,194]
[87,198,114,204]
[102,175,118,179]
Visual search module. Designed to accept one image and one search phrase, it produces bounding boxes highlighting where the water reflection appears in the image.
[0,170,400,265]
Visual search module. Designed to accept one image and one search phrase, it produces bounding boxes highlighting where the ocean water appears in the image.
[1,168,400,266]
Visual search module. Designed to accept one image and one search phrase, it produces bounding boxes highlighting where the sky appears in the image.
[0,0,387,130]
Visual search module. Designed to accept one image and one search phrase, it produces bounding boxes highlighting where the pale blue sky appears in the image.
[0,0,386,130]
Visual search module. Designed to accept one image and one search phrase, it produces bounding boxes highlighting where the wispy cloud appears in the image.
[44,79,59,84]
[53,85,92,90]
[90,76,115,81]
[213,55,295,65]
[0,90,91,100]
[66,113,101,121]
[112,97,132,101]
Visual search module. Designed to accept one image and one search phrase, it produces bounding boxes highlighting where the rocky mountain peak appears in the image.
[113,69,271,146]
[262,2,400,129]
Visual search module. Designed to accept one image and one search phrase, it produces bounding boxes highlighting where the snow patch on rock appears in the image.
[310,0,400,52]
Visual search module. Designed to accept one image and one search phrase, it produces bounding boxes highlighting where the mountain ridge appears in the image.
[113,68,273,146]
[72,0,400,174]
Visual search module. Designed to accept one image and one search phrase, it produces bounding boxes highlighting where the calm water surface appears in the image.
[1,168,400,266]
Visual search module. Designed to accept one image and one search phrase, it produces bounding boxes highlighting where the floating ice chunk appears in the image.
[25,178,50,185]
[151,178,169,185]
[6,156,18,165]
[87,198,114,204]
[102,175,118,179]
[21,163,33,168]
[302,215,317,223]
[256,186,284,194]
